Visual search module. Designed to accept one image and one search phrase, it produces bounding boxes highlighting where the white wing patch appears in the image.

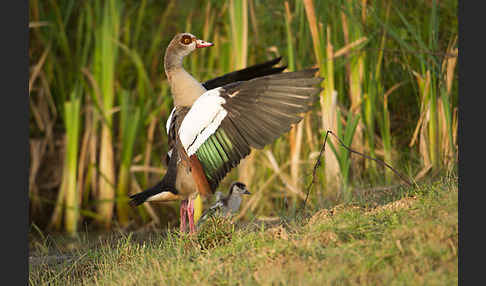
[165,107,176,135]
[178,87,227,156]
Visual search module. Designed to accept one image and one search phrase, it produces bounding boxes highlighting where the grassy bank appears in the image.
[29,172,457,285]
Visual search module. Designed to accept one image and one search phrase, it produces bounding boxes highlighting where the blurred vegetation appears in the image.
[28,0,458,235]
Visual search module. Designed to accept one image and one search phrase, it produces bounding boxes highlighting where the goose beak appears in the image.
[243,189,251,195]
[195,39,214,48]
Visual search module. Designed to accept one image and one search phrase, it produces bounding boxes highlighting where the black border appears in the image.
[458,0,470,284]
[2,1,29,284]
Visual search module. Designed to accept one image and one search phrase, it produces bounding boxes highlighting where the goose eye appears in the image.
[180,35,193,45]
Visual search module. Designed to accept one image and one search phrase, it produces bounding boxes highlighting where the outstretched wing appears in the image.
[177,68,323,191]
[164,57,286,166]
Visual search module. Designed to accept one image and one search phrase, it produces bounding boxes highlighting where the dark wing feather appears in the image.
[202,57,286,90]
[220,68,322,149]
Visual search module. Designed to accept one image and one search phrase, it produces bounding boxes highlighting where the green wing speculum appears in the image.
[195,118,251,191]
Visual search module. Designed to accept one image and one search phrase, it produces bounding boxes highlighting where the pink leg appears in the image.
[180,199,188,233]
[187,199,196,234]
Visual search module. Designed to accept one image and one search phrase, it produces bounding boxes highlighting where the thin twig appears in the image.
[300,130,414,212]
[327,131,413,187]
[301,131,330,211]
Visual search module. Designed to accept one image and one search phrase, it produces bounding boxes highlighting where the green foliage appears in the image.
[63,95,81,235]
[116,90,142,226]
[28,0,458,233]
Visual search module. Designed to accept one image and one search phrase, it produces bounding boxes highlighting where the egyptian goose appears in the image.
[129,32,323,233]
[198,182,250,226]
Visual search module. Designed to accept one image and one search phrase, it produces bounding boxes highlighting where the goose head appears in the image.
[164,33,213,70]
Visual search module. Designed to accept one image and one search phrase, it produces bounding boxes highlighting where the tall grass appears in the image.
[116,90,141,226]
[92,0,122,229]
[62,95,81,234]
[375,1,394,182]
[380,0,459,177]
[28,0,458,234]
[285,1,305,208]
[229,0,248,70]
[303,0,341,190]
[341,0,367,176]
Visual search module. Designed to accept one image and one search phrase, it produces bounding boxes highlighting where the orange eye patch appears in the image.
[180,35,193,45]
